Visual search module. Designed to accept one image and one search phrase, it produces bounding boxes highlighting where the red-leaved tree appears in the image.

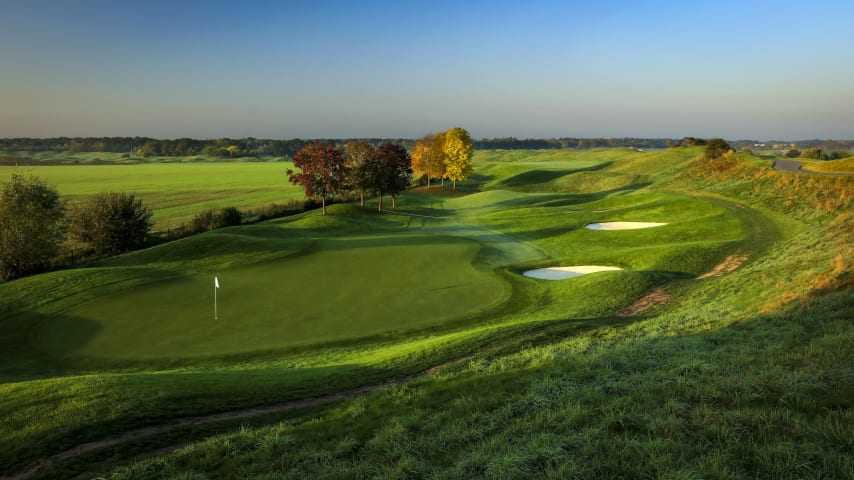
[286,143,350,215]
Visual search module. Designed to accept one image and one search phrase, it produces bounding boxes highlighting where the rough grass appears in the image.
[801,157,854,174]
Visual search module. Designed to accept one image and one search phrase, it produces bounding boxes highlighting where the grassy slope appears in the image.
[802,157,854,174]
[0,162,304,229]
[3,148,852,478]
[105,149,852,479]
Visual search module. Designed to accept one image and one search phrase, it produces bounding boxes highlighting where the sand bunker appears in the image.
[585,222,667,230]
[523,265,623,280]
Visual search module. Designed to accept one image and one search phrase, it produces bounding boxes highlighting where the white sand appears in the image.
[523,265,623,280]
[585,222,668,230]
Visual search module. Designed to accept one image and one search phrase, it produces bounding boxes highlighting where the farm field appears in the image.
[0,162,304,229]
[0,147,852,479]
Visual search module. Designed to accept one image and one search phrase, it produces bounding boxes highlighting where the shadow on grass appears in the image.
[494,162,614,189]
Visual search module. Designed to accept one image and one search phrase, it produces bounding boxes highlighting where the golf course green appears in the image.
[1,147,851,479]
[45,234,508,359]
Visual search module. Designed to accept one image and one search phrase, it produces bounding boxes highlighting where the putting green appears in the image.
[40,234,509,360]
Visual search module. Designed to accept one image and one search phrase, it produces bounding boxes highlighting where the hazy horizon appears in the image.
[2,0,853,140]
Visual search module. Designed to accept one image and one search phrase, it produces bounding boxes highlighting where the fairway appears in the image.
[40,234,508,359]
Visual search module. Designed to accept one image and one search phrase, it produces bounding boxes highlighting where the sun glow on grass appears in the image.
[1,146,850,479]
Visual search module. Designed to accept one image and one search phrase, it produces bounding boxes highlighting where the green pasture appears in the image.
[0,162,303,229]
[0,149,287,164]
[1,146,851,478]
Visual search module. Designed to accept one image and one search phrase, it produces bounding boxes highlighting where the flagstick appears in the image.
[214,281,218,320]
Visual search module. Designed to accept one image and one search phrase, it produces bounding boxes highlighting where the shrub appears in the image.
[71,192,153,254]
[0,173,67,279]
[703,138,733,161]
[801,147,828,160]
[190,207,243,233]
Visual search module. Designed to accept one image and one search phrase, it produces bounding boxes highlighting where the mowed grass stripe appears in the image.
[0,162,304,229]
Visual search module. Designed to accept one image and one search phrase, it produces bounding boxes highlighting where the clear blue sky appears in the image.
[1,0,853,139]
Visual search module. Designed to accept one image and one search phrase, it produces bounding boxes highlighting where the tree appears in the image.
[70,192,153,254]
[703,138,733,160]
[287,143,350,215]
[411,134,445,188]
[785,148,801,158]
[379,143,413,209]
[364,143,412,211]
[801,147,829,160]
[226,145,240,158]
[0,174,67,279]
[441,127,474,190]
[344,140,375,206]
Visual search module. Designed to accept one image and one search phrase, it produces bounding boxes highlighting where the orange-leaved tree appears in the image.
[411,134,445,189]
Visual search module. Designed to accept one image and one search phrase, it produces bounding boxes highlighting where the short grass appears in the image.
[0,162,304,229]
[0,149,287,164]
[2,146,851,478]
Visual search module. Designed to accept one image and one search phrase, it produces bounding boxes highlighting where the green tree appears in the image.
[703,138,733,160]
[442,127,474,190]
[0,173,67,279]
[363,143,413,211]
[345,140,375,206]
[801,147,829,160]
[70,192,153,254]
[785,148,801,158]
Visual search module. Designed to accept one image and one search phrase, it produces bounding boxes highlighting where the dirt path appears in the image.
[1,362,460,480]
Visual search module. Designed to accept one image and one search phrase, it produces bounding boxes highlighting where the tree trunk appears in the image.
[441,177,445,187]
[322,197,326,215]
[378,194,383,212]
[392,195,397,208]
[360,192,364,207]
[453,179,456,190]
[427,176,431,189]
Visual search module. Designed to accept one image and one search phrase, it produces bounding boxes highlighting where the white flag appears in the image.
[215,276,220,288]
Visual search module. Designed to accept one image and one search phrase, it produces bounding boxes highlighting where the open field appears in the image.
[0,162,304,229]
[0,150,288,165]
[1,147,852,479]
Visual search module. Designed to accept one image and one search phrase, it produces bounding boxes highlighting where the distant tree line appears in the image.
[785,147,851,161]
[730,139,854,152]
[474,137,671,150]
[0,137,415,158]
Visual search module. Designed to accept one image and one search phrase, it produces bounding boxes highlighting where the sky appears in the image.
[1,0,853,140]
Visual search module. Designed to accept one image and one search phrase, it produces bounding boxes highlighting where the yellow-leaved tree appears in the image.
[441,127,473,190]
[411,134,445,189]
